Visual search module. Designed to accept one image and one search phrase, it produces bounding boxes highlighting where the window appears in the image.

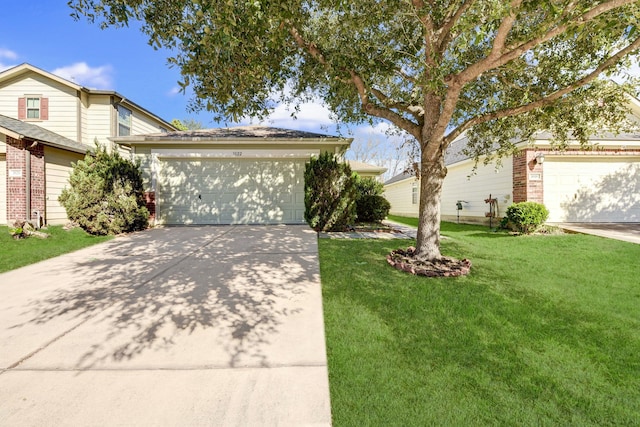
[18,96,48,120]
[27,97,40,119]
[117,105,132,136]
[412,182,418,204]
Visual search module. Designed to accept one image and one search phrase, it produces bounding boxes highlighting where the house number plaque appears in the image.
[9,169,22,178]
[232,151,242,157]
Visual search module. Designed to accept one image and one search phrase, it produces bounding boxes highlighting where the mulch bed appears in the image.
[387,247,471,277]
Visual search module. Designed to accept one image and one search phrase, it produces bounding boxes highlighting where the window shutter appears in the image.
[40,98,49,120]
[18,97,26,120]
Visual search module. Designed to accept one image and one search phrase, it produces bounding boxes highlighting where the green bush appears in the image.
[304,152,357,231]
[505,202,549,234]
[353,175,390,223]
[356,194,391,222]
[59,145,149,235]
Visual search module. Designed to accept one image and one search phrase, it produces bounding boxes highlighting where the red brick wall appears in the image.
[144,191,156,224]
[512,149,544,203]
[5,136,46,222]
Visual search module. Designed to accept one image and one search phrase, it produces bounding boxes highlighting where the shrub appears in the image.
[59,145,149,235]
[304,152,357,231]
[505,202,549,234]
[356,194,391,222]
[353,175,390,222]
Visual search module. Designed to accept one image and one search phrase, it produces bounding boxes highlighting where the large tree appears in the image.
[70,0,640,262]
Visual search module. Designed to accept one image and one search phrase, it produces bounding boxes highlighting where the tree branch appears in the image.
[370,87,425,121]
[455,0,638,85]
[438,0,477,52]
[351,71,422,140]
[444,35,640,145]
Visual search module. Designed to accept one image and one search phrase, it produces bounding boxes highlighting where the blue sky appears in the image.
[0,0,394,141]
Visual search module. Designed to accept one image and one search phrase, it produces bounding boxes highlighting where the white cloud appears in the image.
[0,48,18,71]
[52,62,114,89]
[168,86,181,96]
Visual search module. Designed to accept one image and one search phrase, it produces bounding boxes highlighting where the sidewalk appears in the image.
[318,220,417,239]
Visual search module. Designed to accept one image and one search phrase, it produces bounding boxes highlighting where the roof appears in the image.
[0,114,92,153]
[384,170,416,185]
[0,63,176,130]
[347,160,387,174]
[112,126,353,145]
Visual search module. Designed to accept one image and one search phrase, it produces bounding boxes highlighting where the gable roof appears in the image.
[384,170,416,185]
[0,114,91,153]
[0,63,176,130]
[112,126,352,145]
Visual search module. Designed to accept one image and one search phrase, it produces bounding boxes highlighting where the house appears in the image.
[384,98,640,224]
[112,127,352,225]
[0,63,176,225]
[347,160,387,181]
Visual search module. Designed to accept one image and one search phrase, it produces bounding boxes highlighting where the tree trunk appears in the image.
[414,140,447,261]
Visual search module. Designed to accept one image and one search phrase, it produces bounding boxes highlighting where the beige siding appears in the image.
[384,178,419,218]
[0,71,79,140]
[441,156,513,223]
[131,112,166,135]
[45,146,83,225]
[85,94,113,148]
[0,153,6,225]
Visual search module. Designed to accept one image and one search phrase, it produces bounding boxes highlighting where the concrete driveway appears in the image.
[557,223,640,244]
[0,225,331,426]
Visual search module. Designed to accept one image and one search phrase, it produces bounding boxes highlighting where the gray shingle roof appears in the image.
[384,170,416,185]
[117,126,343,141]
[0,115,91,153]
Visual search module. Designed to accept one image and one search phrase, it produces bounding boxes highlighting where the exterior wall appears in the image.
[4,136,45,222]
[44,146,84,225]
[131,112,166,135]
[0,71,79,141]
[84,94,113,148]
[0,153,6,224]
[384,178,420,218]
[513,149,544,204]
[441,156,514,224]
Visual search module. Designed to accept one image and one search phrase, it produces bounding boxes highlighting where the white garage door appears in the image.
[543,157,640,222]
[157,158,306,225]
[0,154,6,225]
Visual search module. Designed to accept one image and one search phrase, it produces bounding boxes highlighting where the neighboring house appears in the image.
[0,63,175,225]
[112,127,353,225]
[347,160,387,181]
[384,97,640,224]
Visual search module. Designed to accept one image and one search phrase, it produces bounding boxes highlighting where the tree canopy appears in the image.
[70,0,640,262]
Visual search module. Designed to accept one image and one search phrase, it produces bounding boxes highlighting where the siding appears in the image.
[131,112,166,135]
[384,178,419,218]
[85,94,113,148]
[0,71,79,140]
[440,156,513,223]
[0,153,6,225]
[44,146,83,225]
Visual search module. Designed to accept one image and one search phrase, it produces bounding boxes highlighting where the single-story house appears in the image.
[347,160,387,181]
[112,126,353,225]
[385,98,640,224]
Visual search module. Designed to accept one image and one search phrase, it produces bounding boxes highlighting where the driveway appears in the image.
[0,226,331,426]
[556,223,640,245]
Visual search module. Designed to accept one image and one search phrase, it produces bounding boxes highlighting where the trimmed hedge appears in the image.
[356,194,391,222]
[505,201,549,234]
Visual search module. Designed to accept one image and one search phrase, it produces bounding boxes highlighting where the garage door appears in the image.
[157,158,306,225]
[0,154,6,225]
[543,157,640,222]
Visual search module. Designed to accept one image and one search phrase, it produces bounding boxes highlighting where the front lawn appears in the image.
[0,226,112,273]
[319,221,640,426]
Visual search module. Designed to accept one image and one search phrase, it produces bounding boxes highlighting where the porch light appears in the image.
[535,153,545,164]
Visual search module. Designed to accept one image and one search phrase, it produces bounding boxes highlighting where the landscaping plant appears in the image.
[505,201,550,234]
[304,152,357,232]
[354,175,391,223]
[59,144,149,235]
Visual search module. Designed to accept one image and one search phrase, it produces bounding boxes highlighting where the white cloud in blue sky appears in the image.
[52,62,114,89]
[0,48,18,71]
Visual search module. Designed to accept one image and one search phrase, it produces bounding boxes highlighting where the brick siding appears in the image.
[144,191,156,223]
[5,136,46,223]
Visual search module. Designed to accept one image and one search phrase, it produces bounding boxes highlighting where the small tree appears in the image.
[304,152,357,231]
[59,145,149,235]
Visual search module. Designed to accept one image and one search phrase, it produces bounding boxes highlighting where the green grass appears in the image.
[0,226,112,273]
[319,219,640,426]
